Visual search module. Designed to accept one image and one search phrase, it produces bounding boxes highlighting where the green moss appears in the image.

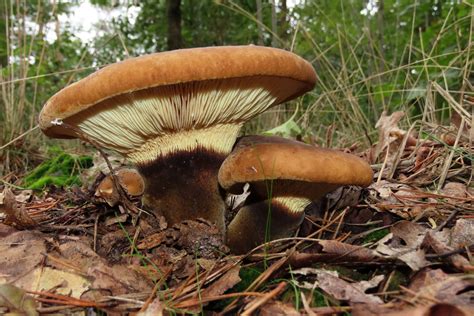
[23,148,92,189]
[363,228,390,244]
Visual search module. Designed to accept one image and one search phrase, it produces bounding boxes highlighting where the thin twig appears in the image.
[241,281,287,316]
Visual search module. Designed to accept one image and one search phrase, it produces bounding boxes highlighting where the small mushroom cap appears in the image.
[96,168,145,199]
[218,136,373,199]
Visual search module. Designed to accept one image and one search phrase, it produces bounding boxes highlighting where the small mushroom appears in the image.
[218,135,373,253]
[95,168,145,206]
[38,46,316,232]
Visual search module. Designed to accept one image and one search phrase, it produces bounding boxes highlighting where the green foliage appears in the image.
[1,0,471,172]
[23,148,92,189]
[264,106,303,138]
[312,288,330,307]
[291,0,471,143]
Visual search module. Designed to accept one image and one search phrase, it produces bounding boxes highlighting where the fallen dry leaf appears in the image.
[449,218,474,249]
[373,111,417,163]
[15,267,89,298]
[422,231,472,271]
[0,284,38,316]
[292,268,384,304]
[137,297,165,316]
[375,221,430,270]
[0,230,46,283]
[408,268,473,306]
[200,265,241,298]
[440,182,468,203]
[319,240,378,261]
[367,181,428,219]
[0,189,37,229]
[260,300,300,316]
[0,189,33,204]
[385,303,474,316]
[53,241,153,297]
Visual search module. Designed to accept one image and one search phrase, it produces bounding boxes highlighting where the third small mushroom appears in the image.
[39,45,373,254]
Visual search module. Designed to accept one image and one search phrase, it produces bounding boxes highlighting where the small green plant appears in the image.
[23,147,92,189]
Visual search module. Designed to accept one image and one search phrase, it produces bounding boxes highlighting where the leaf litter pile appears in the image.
[0,111,473,315]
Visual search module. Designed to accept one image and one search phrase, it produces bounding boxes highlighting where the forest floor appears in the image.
[0,111,473,315]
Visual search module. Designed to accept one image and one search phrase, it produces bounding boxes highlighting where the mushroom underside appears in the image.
[59,76,307,163]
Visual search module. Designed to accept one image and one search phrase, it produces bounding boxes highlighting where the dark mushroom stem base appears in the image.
[226,197,309,254]
[138,148,227,233]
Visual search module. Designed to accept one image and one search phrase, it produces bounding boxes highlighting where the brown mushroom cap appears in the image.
[96,168,145,197]
[218,135,373,200]
[39,46,316,163]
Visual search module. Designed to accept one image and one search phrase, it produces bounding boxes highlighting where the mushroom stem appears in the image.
[138,149,227,233]
[226,197,309,254]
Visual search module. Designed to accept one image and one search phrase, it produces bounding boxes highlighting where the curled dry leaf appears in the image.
[292,268,384,304]
[0,189,37,229]
[0,189,33,204]
[374,111,416,162]
[289,240,380,268]
[289,238,383,269]
[0,230,90,298]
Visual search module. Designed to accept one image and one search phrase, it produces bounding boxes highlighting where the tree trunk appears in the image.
[279,0,289,45]
[167,0,182,50]
[256,0,264,45]
[271,0,278,47]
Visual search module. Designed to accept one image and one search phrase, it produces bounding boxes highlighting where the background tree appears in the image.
[166,0,182,50]
[0,0,471,173]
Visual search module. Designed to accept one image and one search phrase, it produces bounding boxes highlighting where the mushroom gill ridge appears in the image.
[66,76,304,163]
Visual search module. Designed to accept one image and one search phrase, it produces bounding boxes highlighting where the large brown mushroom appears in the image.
[218,135,373,253]
[39,46,316,232]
